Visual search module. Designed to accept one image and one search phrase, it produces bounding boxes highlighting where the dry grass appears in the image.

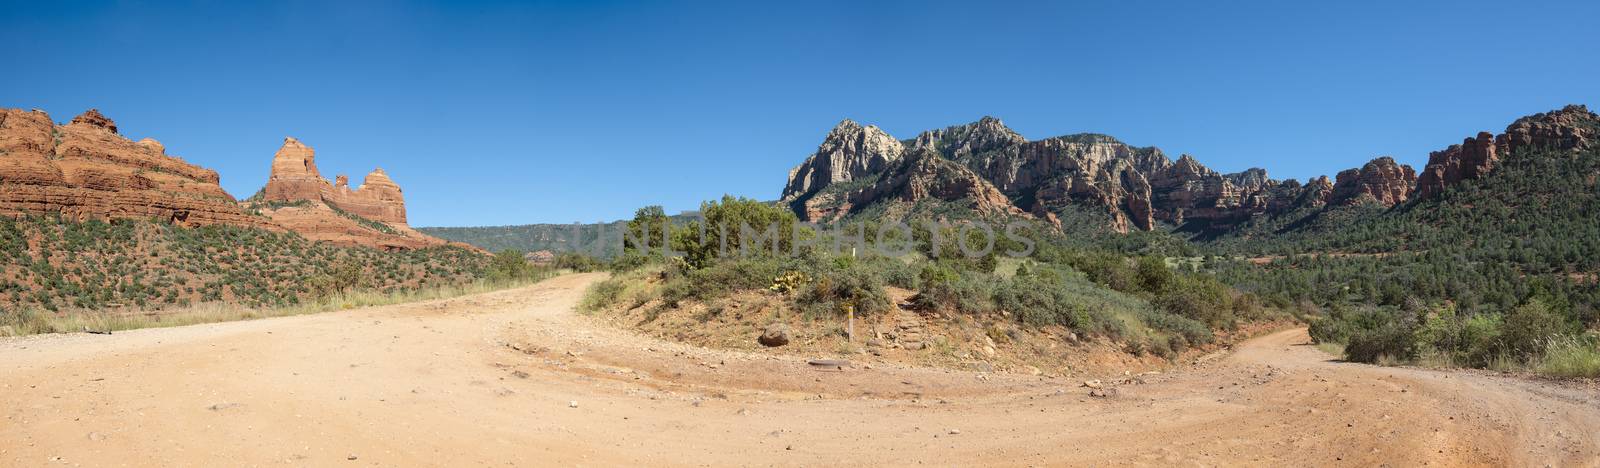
[1537,335,1600,378]
[0,275,555,337]
[1314,342,1346,358]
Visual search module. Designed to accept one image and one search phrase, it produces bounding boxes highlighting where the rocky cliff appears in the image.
[782,105,1600,236]
[781,120,905,203]
[1417,105,1597,199]
[782,116,1348,233]
[0,108,275,228]
[256,137,451,250]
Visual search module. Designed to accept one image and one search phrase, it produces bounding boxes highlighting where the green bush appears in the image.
[1345,323,1416,363]
[1153,274,1236,328]
[1499,298,1572,359]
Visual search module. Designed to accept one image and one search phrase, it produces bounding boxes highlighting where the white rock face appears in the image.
[780,119,904,202]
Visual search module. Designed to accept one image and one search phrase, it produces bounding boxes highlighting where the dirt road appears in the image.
[3,273,1596,466]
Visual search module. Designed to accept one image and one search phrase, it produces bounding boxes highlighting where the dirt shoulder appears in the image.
[2,273,1596,466]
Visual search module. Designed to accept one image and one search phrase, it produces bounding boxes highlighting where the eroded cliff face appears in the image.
[0,108,275,228]
[256,137,451,250]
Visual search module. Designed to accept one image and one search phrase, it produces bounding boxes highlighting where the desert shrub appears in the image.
[579,276,630,312]
[1142,311,1214,346]
[1153,274,1236,328]
[796,259,891,318]
[608,250,653,272]
[660,257,787,306]
[991,266,1147,339]
[553,252,603,272]
[1498,298,1572,359]
[1345,323,1417,363]
[675,195,801,268]
[1135,255,1173,292]
[486,249,535,282]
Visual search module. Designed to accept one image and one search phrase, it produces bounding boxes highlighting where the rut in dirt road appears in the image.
[2,273,1596,467]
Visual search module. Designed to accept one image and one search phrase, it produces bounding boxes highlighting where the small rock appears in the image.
[347,454,358,461]
[758,324,790,347]
[569,400,579,408]
[948,429,961,435]
[1082,380,1103,389]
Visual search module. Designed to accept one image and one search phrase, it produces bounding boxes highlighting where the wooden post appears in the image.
[846,304,855,343]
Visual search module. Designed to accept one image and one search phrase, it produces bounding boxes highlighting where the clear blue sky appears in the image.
[3,1,1597,227]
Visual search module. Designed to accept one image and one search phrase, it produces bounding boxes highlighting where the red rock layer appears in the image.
[0,108,275,229]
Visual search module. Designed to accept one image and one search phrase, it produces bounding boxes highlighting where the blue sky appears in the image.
[3,0,1597,227]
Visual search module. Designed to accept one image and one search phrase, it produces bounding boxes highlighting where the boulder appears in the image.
[758,323,790,347]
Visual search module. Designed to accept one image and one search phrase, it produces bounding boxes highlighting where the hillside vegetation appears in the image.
[579,196,1286,366]
[0,216,562,335]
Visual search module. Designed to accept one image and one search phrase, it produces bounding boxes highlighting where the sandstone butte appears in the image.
[0,107,460,251]
[256,136,458,251]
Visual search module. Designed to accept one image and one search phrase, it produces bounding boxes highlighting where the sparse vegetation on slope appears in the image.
[0,215,531,335]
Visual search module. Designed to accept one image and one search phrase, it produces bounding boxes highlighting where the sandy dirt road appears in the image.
[3,273,1597,467]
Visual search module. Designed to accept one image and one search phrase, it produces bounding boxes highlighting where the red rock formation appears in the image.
[0,108,275,228]
[1330,157,1416,206]
[1417,105,1597,200]
[1504,104,1597,154]
[256,137,447,250]
[1417,132,1499,199]
[261,138,411,225]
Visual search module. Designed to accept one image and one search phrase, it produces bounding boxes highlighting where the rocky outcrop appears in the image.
[1418,105,1598,200]
[1504,104,1597,154]
[868,148,1029,218]
[910,116,1027,160]
[794,148,1029,223]
[1417,132,1500,199]
[1329,157,1416,206]
[0,108,275,228]
[781,120,904,203]
[257,137,447,250]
